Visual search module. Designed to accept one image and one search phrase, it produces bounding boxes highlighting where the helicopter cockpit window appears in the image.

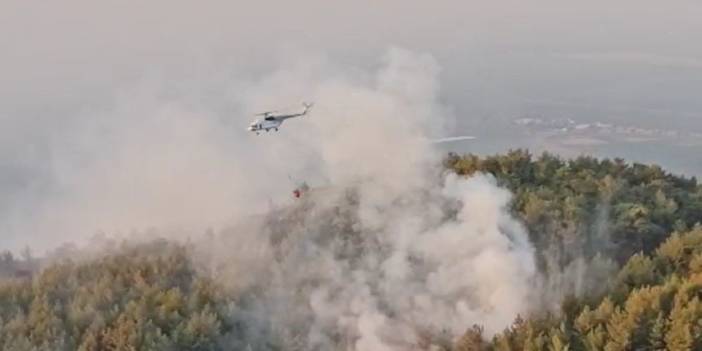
[264,116,275,121]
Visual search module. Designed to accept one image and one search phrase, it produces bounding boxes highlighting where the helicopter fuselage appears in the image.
[248,118,283,133]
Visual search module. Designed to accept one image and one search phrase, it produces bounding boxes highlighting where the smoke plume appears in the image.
[205,172,537,350]
[191,49,539,350]
[5,47,540,349]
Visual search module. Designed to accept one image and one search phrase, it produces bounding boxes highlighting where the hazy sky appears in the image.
[2,0,702,251]
[3,1,702,120]
[3,1,701,128]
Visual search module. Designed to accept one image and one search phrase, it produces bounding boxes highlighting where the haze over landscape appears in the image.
[1,2,702,350]
[3,0,701,252]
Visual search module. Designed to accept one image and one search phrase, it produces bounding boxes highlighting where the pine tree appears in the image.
[664,290,699,351]
[522,322,547,351]
[648,311,666,351]
[548,324,570,351]
[454,325,487,351]
[574,306,596,335]
[582,325,607,351]
[604,308,631,351]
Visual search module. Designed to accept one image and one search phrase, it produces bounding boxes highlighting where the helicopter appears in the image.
[248,102,313,134]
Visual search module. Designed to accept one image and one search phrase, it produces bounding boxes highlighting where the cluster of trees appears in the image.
[458,226,702,351]
[445,150,702,265]
[0,248,35,280]
[444,150,702,350]
[0,150,700,350]
[0,240,230,350]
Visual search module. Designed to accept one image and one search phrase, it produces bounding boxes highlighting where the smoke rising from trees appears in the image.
[1,48,543,349]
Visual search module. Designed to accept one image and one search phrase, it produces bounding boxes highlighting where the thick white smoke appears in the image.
[7,46,540,349]
[194,49,539,350]
[204,175,537,350]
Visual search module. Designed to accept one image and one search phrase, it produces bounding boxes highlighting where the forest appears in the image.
[445,150,702,350]
[1,150,702,350]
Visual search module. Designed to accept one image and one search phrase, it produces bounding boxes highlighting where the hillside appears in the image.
[1,151,702,350]
[467,227,702,351]
[446,150,702,264]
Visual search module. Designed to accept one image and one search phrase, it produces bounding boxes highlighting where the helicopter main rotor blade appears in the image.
[430,136,477,144]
